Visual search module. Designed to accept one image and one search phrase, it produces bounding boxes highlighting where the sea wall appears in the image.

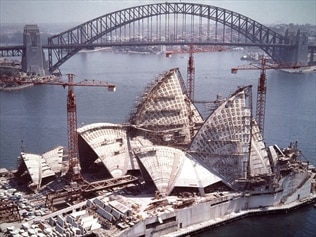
[121,196,247,237]
[121,176,313,237]
[120,211,178,237]
[283,176,312,204]
[176,196,245,230]
[96,171,315,237]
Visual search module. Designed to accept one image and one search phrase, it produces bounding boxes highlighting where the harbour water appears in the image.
[0,50,315,236]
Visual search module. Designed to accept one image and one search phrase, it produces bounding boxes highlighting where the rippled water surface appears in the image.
[1,50,315,236]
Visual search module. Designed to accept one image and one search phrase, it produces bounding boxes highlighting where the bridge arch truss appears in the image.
[48,2,289,72]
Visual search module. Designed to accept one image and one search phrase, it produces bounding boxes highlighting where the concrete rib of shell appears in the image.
[189,86,271,186]
[128,68,203,146]
[77,123,133,178]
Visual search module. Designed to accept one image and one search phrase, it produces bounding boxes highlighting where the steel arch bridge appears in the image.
[47,2,299,73]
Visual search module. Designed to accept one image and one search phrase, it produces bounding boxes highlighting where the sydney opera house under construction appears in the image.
[1,68,316,237]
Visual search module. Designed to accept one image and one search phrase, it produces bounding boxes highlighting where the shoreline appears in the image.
[280,65,316,74]
[0,83,33,91]
[1,188,315,237]
[163,195,316,237]
[0,75,61,91]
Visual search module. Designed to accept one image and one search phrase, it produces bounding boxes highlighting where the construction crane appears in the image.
[166,44,225,102]
[1,74,116,181]
[231,57,301,136]
[165,44,195,101]
[187,44,195,101]
[37,74,115,181]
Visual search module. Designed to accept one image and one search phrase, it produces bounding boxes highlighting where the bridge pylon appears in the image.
[280,29,309,65]
[22,25,47,75]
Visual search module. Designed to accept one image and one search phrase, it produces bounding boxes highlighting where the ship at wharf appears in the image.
[0,68,315,237]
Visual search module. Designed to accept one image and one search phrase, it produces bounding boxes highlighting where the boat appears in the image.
[0,68,315,237]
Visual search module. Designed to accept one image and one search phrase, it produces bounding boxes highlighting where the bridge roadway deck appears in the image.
[1,43,315,54]
[44,42,297,49]
[0,41,308,51]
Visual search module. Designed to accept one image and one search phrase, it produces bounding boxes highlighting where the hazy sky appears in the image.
[1,0,315,26]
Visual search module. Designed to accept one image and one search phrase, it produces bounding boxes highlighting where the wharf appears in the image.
[0,83,33,91]
[162,194,316,237]
[0,75,60,91]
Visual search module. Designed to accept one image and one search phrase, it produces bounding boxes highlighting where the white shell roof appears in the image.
[20,146,64,188]
[21,153,42,187]
[128,68,203,145]
[42,146,64,174]
[249,120,272,176]
[15,69,276,196]
[134,146,222,195]
[174,154,221,188]
[77,122,123,133]
[78,123,135,177]
[134,146,185,195]
[189,86,272,185]
[189,86,253,184]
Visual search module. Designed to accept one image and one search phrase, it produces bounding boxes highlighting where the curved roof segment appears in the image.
[78,123,223,196]
[189,86,271,187]
[249,119,272,176]
[174,153,221,190]
[76,70,272,194]
[134,146,185,195]
[17,146,65,190]
[77,123,135,178]
[128,68,203,147]
[134,146,221,195]
[15,69,275,195]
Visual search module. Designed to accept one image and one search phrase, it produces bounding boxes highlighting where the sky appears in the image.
[0,0,315,26]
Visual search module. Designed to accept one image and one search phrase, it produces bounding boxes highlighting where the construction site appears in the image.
[0,57,316,236]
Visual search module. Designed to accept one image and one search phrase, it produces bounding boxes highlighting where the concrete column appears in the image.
[22,25,46,75]
[294,30,309,65]
[309,47,315,65]
[282,29,309,65]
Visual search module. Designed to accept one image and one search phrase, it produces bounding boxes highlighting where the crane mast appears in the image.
[187,44,195,101]
[166,44,225,102]
[66,74,80,180]
[231,57,271,136]
[165,44,196,101]
[231,57,302,137]
[58,74,116,181]
[0,74,116,181]
[256,59,267,136]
